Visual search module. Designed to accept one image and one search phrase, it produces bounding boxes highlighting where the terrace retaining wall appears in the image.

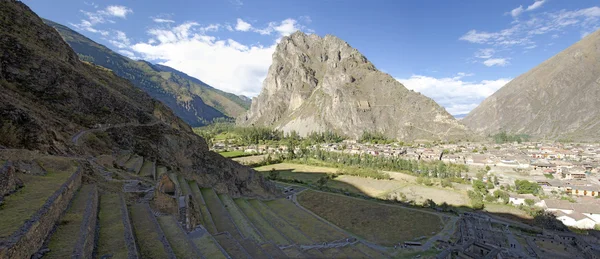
[0,166,82,259]
[119,194,140,259]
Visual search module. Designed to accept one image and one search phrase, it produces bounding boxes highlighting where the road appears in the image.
[71,121,162,146]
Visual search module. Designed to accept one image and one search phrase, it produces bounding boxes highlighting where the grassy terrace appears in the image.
[189,182,217,234]
[248,199,312,244]
[234,198,290,245]
[190,231,227,259]
[129,204,169,259]
[265,199,346,242]
[355,243,389,258]
[260,243,288,258]
[156,166,167,180]
[139,160,154,177]
[157,215,201,258]
[298,190,443,246]
[239,238,269,258]
[97,193,128,259]
[320,247,347,258]
[200,188,241,239]
[115,153,131,167]
[168,173,181,196]
[0,159,77,237]
[219,194,264,243]
[283,246,307,258]
[339,245,370,258]
[178,175,191,196]
[213,234,249,259]
[45,185,94,259]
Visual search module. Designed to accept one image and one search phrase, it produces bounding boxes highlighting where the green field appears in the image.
[97,193,128,259]
[200,188,242,239]
[189,182,218,234]
[190,231,227,259]
[129,204,170,259]
[298,190,443,246]
[157,215,200,258]
[219,150,254,158]
[234,198,290,245]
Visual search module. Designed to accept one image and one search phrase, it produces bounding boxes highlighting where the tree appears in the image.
[472,180,488,195]
[441,178,453,188]
[485,165,491,172]
[487,181,494,189]
[493,190,509,204]
[524,199,535,207]
[485,194,497,202]
[514,180,541,195]
[317,175,329,187]
[267,169,280,180]
[424,199,436,208]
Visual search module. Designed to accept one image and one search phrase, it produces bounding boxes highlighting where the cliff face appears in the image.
[239,32,471,141]
[0,0,274,197]
[463,29,600,141]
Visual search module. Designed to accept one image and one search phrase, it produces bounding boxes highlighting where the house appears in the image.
[542,199,600,229]
[555,211,597,229]
[508,194,537,206]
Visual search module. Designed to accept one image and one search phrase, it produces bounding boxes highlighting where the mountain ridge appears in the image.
[239,31,472,141]
[43,19,251,127]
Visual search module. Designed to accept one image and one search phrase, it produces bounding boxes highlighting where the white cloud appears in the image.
[105,5,133,18]
[483,58,509,67]
[527,0,546,11]
[511,6,524,17]
[524,45,537,49]
[153,18,175,23]
[127,18,310,97]
[475,48,495,59]
[71,5,132,35]
[109,30,131,49]
[235,18,252,31]
[396,74,511,115]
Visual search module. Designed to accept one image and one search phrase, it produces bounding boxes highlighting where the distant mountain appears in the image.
[463,29,600,141]
[238,31,472,141]
[453,114,468,120]
[44,19,251,127]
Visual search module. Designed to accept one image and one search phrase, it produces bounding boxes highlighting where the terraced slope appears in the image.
[157,215,203,258]
[260,242,288,258]
[219,194,264,243]
[213,233,251,259]
[248,199,312,244]
[96,193,130,259]
[189,182,218,234]
[283,246,308,258]
[139,160,155,177]
[234,198,290,245]
[201,188,242,239]
[124,155,143,174]
[129,204,175,259]
[188,228,228,259]
[45,185,97,259]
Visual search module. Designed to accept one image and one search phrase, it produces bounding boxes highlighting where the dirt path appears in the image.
[71,121,161,146]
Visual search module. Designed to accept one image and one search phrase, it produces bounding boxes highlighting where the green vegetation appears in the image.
[491,131,530,144]
[45,185,95,259]
[218,194,264,243]
[544,173,554,179]
[468,180,488,209]
[157,216,200,259]
[189,232,227,259]
[359,130,393,144]
[189,182,218,234]
[298,190,442,245]
[514,180,541,195]
[213,234,249,259]
[129,204,170,259]
[234,198,290,245]
[337,167,391,180]
[139,160,154,177]
[0,161,76,237]
[265,199,346,242]
[218,150,255,158]
[97,194,128,259]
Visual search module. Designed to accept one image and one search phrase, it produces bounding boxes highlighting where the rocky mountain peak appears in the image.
[239,32,471,141]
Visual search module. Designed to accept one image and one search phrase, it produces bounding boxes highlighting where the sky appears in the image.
[23,0,600,116]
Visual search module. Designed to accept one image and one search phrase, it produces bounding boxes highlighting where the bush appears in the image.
[337,167,391,180]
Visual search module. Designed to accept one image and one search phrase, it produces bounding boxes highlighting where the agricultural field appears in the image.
[232,154,267,165]
[218,150,254,158]
[298,190,444,246]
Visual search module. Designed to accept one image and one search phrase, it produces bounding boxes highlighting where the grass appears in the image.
[218,194,264,243]
[124,155,143,173]
[45,185,94,259]
[213,234,249,259]
[157,215,201,258]
[178,175,191,196]
[239,238,269,258]
[283,246,308,258]
[115,152,131,167]
[248,199,312,244]
[0,161,77,237]
[218,150,254,158]
[234,198,290,245]
[139,160,154,177]
[189,182,217,234]
[200,188,241,239]
[190,231,227,259]
[483,203,532,219]
[260,243,288,258]
[298,190,443,246]
[319,248,346,258]
[97,193,128,259]
[129,204,169,259]
[544,173,555,179]
[264,199,346,242]
[339,245,370,258]
[355,243,389,258]
[156,166,167,180]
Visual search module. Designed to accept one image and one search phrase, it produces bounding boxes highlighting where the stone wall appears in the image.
[0,162,23,199]
[0,167,82,259]
[72,185,98,259]
[119,194,139,259]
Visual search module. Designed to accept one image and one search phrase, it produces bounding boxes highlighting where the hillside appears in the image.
[463,29,600,141]
[238,31,471,141]
[0,0,273,197]
[43,19,250,127]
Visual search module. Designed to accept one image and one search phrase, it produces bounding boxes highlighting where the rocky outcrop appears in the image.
[0,163,23,200]
[239,32,471,141]
[463,29,600,141]
[0,1,275,198]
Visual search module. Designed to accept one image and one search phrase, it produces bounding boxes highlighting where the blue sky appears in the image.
[23,0,600,116]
